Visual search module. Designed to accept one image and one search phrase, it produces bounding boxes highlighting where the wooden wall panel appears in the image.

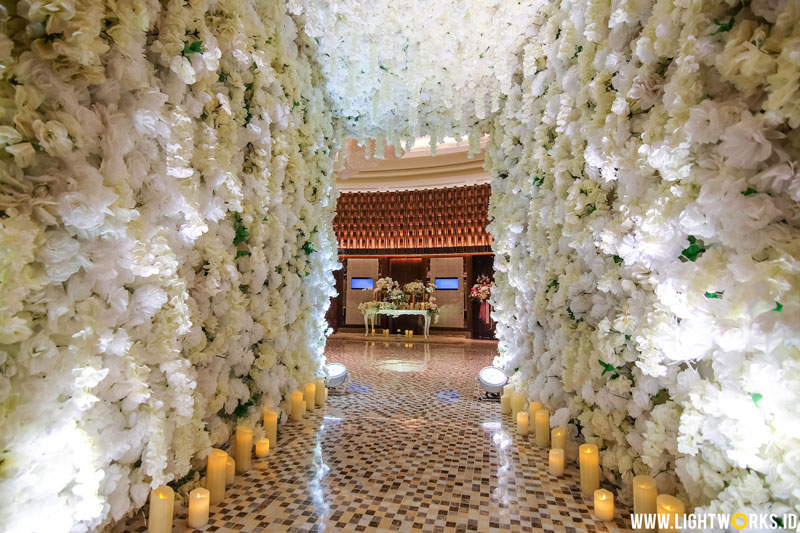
[333,183,492,254]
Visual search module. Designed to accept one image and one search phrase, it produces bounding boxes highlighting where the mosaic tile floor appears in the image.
[126,340,631,532]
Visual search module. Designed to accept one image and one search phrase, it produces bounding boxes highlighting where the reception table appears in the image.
[363,308,433,338]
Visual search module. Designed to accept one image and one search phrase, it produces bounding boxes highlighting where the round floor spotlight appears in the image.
[477,366,507,401]
[324,363,349,389]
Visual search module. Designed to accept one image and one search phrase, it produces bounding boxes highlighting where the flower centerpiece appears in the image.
[470,275,494,326]
[470,275,493,302]
[403,280,425,307]
[375,277,396,291]
[424,282,435,302]
[374,276,397,301]
[387,286,406,305]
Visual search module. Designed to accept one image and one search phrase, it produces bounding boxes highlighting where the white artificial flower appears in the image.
[718,112,774,168]
[36,230,83,282]
[32,119,73,156]
[170,55,197,85]
[628,71,664,110]
[5,142,35,167]
[0,125,22,145]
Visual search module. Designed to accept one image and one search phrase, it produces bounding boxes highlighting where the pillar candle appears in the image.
[148,485,174,533]
[290,390,303,422]
[527,402,542,434]
[633,475,658,527]
[255,437,270,457]
[187,487,210,528]
[409,330,413,337]
[516,412,529,435]
[549,449,565,476]
[233,426,253,473]
[594,489,615,521]
[206,448,227,504]
[656,495,685,533]
[500,384,514,414]
[302,400,307,413]
[510,393,525,419]
[304,382,316,410]
[263,408,278,449]
[315,378,326,406]
[500,394,511,414]
[324,388,328,402]
[226,456,235,484]
[551,426,567,450]
[535,409,550,447]
[579,443,600,494]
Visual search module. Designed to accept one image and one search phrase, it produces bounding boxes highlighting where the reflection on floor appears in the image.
[127,340,631,532]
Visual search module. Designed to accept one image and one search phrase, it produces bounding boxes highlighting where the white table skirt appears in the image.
[363,309,432,338]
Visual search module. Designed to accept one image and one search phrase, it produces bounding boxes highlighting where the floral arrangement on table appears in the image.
[387,287,407,304]
[374,277,397,292]
[0,1,339,531]
[486,0,800,519]
[469,275,493,302]
[360,278,437,317]
[357,300,396,314]
[403,281,425,296]
[358,300,439,322]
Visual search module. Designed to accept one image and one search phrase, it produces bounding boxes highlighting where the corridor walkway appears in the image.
[128,340,631,532]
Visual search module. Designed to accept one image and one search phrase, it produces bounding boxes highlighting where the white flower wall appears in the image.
[0,1,338,531]
[488,0,800,519]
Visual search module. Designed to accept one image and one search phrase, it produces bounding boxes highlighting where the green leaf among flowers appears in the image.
[598,359,616,376]
[710,16,735,36]
[704,291,723,299]
[182,40,203,56]
[233,213,249,244]
[233,393,261,418]
[750,393,762,408]
[741,187,758,196]
[680,235,706,262]
[773,301,783,312]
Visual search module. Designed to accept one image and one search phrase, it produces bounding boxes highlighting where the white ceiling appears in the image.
[335,137,491,192]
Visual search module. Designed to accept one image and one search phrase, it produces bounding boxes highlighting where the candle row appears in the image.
[372,329,414,337]
[502,384,687,531]
[148,447,238,532]
[291,379,328,422]
[149,379,328,532]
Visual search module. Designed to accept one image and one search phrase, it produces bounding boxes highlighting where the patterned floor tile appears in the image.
[124,340,631,532]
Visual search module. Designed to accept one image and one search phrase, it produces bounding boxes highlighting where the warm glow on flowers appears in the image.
[486,0,800,518]
[0,1,337,531]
